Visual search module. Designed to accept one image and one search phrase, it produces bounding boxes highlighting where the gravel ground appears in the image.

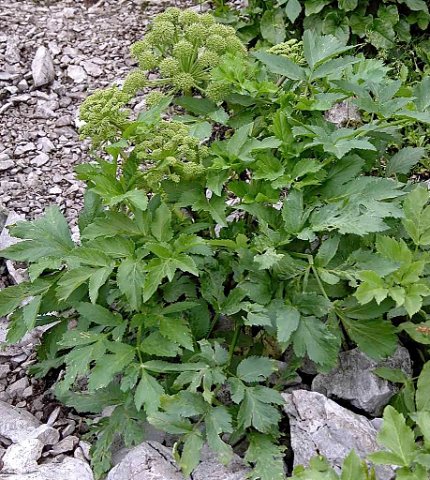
[0,0,194,231]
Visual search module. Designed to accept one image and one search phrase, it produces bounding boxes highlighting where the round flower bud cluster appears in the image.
[268,39,305,65]
[127,9,245,96]
[122,71,148,95]
[133,120,207,189]
[79,87,131,147]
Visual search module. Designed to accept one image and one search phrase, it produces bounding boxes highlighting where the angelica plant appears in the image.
[129,7,245,96]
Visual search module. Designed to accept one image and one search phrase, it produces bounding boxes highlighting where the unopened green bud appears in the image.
[122,70,147,95]
[151,21,176,44]
[145,91,167,108]
[185,23,207,46]
[206,81,230,103]
[198,50,221,69]
[155,7,181,23]
[209,24,236,37]
[205,34,227,54]
[179,9,200,26]
[173,72,195,92]
[159,57,181,77]
[173,40,194,61]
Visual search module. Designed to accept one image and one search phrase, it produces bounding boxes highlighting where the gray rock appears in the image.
[0,212,24,251]
[106,442,182,480]
[29,425,60,446]
[31,153,50,167]
[0,401,41,443]
[7,377,30,397]
[312,346,412,416]
[2,439,44,473]
[81,60,103,77]
[31,47,55,87]
[67,65,87,83]
[325,101,361,127]
[192,446,249,480]
[14,143,36,156]
[0,160,14,171]
[5,36,21,65]
[0,206,7,233]
[48,435,79,455]
[283,390,395,480]
[0,364,10,379]
[106,441,249,480]
[0,457,93,480]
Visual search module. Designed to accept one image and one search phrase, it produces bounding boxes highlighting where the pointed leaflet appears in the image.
[282,190,308,234]
[341,317,397,360]
[88,343,135,391]
[56,267,93,301]
[274,304,300,344]
[205,406,233,465]
[237,386,284,433]
[340,450,368,480]
[2,206,74,261]
[402,186,430,246]
[159,315,194,351]
[368,406,416,467]
[151,203,173,242]
[89,266,114,304]
[108,190,148,211]
[291,316,339,371]
[252,51,306,80]
[386,147,426,176]
[285,0,302,23]
[302,30,354,69]
[416,361,430,411]
[245,433,286,480]
[76,303,122,327]
[179,430,204,477]
[117,258,145,311]
[134,369,164,414]
[236,356,277,383]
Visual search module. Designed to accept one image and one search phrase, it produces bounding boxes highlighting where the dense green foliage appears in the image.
[1,5,430,479]
[209,0,430,52]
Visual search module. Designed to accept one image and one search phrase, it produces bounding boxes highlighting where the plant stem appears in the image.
[228,323,241,365]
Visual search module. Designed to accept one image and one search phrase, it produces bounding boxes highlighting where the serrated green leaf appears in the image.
[340,450,367,480]
[274,304,300,344]
[159,316,194,351]
[141,331,181,357]
[342,317,397,360]
[205,406,233,465]
[303,30,354,69]
[134,369,164,414]
[56,267,93,301]
[292,316,339,370]
[369,406,416,467]
[179,430,204,476]
[373,367,409,384]
[386,147,426,176]
[151,203,173,242]
[260,8,286,44]
[237,356,276,383]
[237,386,284,433]
[245,433,286,480]
[77,302,122,327]
[117,258,145,311]
[88,344,135,391]
[285,0,302,23]
[254,248,284,270]
[253,51,306,81]
[416,361,430,411]
[89,266,114,304]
